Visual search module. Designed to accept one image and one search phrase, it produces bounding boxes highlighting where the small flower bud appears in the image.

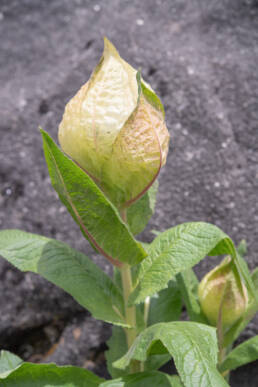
[58,38,169,208]
[198,257,248,329]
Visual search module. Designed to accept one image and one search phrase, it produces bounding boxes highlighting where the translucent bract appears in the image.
[198,257,248,329]
[58,38,169,207]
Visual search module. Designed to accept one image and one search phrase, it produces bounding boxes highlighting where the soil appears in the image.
[0,0,258,385]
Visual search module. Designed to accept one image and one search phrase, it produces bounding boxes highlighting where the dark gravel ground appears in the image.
[0,0,258,385]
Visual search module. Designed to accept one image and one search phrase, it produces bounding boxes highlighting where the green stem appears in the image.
[144,296,150,327]
[120,263,137,348]
[120,263,141,374]
[120,208,141,373]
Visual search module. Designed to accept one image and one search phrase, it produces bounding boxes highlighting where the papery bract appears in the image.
[58,38,169,208]
[198,257,248,329]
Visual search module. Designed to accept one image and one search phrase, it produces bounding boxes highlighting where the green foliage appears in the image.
[129,222,242,305]
[106,326,129,378]
[237,240,247,258]
[221,261,258,348]
[234,251,258,307]
[141,81,165,118]
[147,279,182,325]
[127,181,158,235]
[40,129,146,266]
[176,269,207,323]
[219,335,258,373]
[106,280,181,379]
[0,230,125,326]
[251,267,258,290]
[0,356,103,386]
[114,322,229,387]
[100,372,182,386]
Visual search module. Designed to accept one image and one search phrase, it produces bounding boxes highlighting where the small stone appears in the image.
[187,66,195,75]
[93,4,101,12]
[136,18,144,26]
[5,187,12,196]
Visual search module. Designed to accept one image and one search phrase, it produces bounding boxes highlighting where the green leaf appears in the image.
[147,279,182,326]
[114,322,229,387]
[100,371,182,387]
[234,251,258,308]
[221,262,258,347]
[141,81,165,118]
[106,327,171,377]
[0,351,22,378]
[40,129,146,266]
[251,268,258,290]
[0,230,126,326]
[176,269,207,323]
[144,353,171,373]
[129,222,240,305]
[106,326,129,378]
[219,335,258,373]
[0,361,103,386]
[127,181,158,235]
[237,240,247,258]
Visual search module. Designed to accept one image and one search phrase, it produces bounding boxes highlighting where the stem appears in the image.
[120,263,141,373]
[120,263,137,348]
[144,296,150,327]
[120,208,141,373]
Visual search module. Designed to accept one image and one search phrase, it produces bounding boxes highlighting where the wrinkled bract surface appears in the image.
[59,38,169,207]
[198,257,248,329]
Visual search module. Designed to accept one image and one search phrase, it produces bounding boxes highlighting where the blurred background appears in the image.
[0,0,258,385]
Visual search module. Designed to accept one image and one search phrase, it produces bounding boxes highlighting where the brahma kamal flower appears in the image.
[58,38,169,208]
[198,257,248,330]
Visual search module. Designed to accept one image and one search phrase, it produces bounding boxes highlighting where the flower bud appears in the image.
[198,257,248,329]
[58,38,169,208]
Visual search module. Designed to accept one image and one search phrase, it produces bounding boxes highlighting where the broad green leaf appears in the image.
[129,222,229,304]
[41,130,146,266]
[0,361,103,386]
[127,181,158,235]
[176,269,207,323]
[219,335,258,373]
[100,371,182,387]
[147,279,182,326]
[0,351,22,378]
[129,222,257,305]
[0,230,126,326]
[114,322,229,387]
[106,327,171,377]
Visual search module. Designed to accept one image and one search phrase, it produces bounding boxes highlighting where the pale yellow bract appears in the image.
[198,257,248,329]
[59,38,169,207]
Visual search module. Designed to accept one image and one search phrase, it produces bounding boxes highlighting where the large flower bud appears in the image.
[58,38,169,208]
[198,257,248,329]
